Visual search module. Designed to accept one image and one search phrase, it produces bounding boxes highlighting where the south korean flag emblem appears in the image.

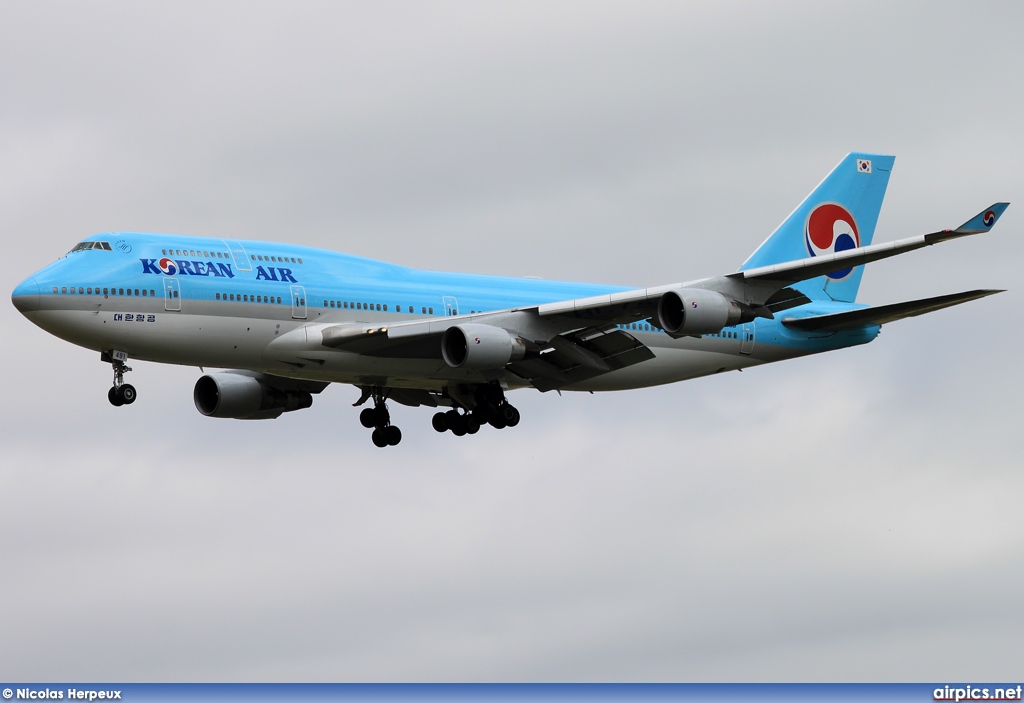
[856,158,872,174]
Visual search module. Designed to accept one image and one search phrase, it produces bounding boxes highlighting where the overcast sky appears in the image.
[2,1,1022,682]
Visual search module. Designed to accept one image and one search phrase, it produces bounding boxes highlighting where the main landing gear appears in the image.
[103,351,137,407]
[353,384,520,445]
[431,385,520,437]
[356,388,402,448]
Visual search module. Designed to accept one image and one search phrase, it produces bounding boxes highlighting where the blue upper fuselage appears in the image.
[15,231,632,316]
[12,231,879,358]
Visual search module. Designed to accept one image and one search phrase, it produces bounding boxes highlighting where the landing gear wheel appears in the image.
[465,414,481,434]
[106,352,134,408]
[450,414,467,436]
[505,405,520,427]
[359,388,401,446]
[474,405,494,425]
[386,425,402,446]
[360,408,377,428]
[371,428,389,448]
[500,403,517,424]
[117,384,137,405]
[489,414,507,430]
[432,412,448,433]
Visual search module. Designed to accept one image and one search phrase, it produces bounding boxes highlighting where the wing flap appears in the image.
[781,289,1003,332]
[312,313,654,391]
[507,328,655,391]
[765,287,813,313]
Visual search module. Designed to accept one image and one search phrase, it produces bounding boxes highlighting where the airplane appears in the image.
[11,153,1008,447]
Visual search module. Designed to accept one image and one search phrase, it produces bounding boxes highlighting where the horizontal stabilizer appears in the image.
[781,289,1003,332]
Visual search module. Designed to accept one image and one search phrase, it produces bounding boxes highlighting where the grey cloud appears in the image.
[2,0,1022,682]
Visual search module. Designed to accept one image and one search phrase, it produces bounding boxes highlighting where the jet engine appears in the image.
[657,288,743,335]
[193,372,314,420]
[441,324,527,370]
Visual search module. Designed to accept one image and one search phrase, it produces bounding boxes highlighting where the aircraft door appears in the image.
[290,285,307,319]
[163,278,181,311]
[442,296,459,316]
[222,239,253,272]
[740,322,755,355]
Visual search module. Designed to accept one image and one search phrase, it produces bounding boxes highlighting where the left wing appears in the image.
[269,310,655,391]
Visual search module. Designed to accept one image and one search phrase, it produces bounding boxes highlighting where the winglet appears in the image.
[955,202,1010,234]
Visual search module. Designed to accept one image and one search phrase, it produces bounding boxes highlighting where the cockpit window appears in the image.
[70,241,112,253]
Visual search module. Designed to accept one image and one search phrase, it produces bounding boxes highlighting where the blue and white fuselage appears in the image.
[11,153,1006,445]
[10,232,878,386]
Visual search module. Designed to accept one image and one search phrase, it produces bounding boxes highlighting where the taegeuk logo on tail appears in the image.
[805,202,860,280]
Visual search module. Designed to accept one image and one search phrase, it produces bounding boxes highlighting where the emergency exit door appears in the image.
[290,285,306,319]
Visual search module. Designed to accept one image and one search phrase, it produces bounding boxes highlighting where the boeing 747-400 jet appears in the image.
[11,153,1007,446]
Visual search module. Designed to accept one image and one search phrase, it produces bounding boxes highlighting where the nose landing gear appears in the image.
[103,350,136,407]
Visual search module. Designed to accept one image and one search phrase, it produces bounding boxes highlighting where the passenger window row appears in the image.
[253,254,302,265]
[323,300,434,314]
[159,249,303,265]
[619,322,659,333]
[216,293,283,304]
[618,326,738,338]
[163,248,228,258]
[616,323,742,338]
[55,286,155,297]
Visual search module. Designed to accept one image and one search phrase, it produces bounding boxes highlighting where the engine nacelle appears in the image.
[657,288,742,336]
[193,372,313,420]
[441,324,527,370]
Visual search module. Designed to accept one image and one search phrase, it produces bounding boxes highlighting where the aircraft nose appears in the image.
[12,276,41,313]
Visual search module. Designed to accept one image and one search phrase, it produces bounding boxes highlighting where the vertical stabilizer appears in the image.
[739,153,894,302]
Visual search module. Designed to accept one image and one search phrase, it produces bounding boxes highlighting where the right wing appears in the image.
[265,203,1007,390]
[532,203,1010,325]
[728,203,1009,286]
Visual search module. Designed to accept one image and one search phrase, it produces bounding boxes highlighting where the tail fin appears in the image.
[739,152,894,303]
